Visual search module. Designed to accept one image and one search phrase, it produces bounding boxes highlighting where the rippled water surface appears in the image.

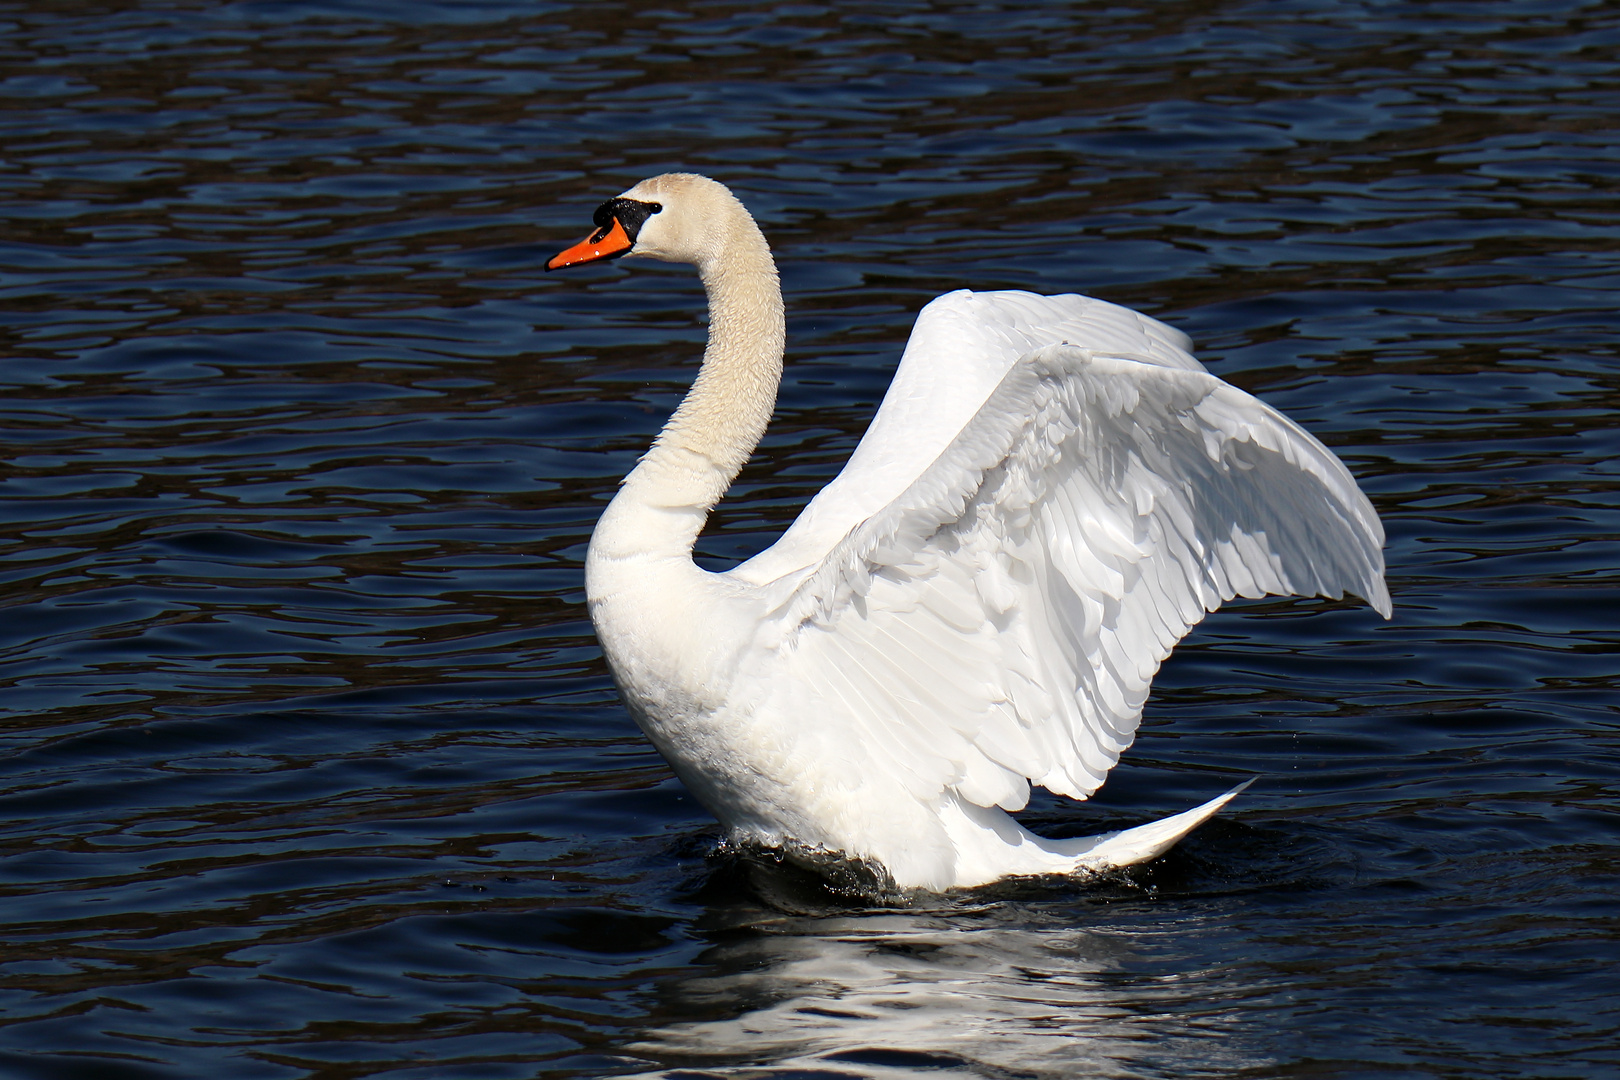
[3,1,1618,1077]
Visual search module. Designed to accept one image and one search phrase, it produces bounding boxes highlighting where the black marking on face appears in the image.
[590,197,662,244]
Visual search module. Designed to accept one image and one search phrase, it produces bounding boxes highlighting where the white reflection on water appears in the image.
[627,898,1269,1078]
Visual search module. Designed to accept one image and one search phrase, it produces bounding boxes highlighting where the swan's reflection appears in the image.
[628,859,1268,1078]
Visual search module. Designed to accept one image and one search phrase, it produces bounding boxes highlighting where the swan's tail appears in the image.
[937,779,1255,888]
[1058,778,1255,871]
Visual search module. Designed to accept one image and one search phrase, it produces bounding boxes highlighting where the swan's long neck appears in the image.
[600,209,784,560]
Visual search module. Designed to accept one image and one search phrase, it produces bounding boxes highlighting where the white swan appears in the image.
[549,174,1390,892]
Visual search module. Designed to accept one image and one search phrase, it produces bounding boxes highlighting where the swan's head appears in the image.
[546,173,755,274]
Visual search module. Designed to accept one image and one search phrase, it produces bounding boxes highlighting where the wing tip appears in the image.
[1364,579,1393,619]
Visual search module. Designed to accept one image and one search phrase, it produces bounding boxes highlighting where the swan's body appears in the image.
[551,174,1389,892]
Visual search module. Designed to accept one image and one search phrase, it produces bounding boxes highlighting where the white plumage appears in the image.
[551,174,1389,891]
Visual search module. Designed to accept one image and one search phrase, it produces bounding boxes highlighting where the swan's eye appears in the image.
[593,197,663,243]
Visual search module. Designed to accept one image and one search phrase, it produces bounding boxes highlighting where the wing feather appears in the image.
[733,290,1206,586]
[754,342,1388,815]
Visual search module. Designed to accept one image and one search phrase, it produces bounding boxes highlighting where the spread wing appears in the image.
[751,344,1389,814]
[732,289,1202,586]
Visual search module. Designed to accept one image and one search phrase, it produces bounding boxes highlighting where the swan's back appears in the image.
[732,289,1201,587]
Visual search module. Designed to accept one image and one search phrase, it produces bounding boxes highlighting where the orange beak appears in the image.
[546,217,633,270]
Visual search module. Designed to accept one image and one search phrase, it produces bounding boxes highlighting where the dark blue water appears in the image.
[2,2,1617,1077]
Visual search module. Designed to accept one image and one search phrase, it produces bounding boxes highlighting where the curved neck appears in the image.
[609,214,785,557]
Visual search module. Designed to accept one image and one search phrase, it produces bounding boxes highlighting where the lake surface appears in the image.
[2,1,1617,1077]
